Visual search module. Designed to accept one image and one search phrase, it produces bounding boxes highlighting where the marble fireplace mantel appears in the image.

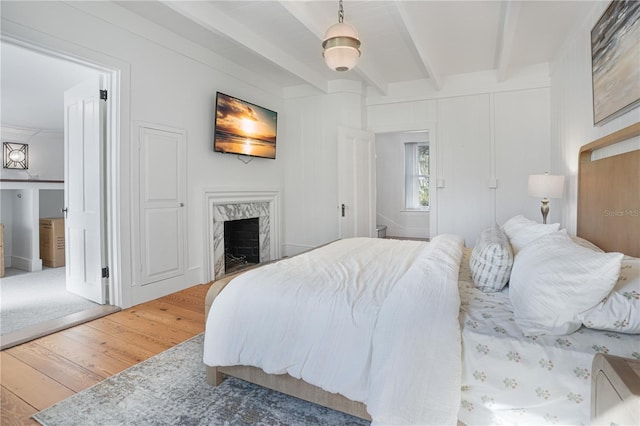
[203,189,280,281]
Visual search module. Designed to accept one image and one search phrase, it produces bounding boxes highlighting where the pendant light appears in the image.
[322,0,361,72]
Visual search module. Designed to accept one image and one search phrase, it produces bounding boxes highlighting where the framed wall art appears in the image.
[591,0,640,125]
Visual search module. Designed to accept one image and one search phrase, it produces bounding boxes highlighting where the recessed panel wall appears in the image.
[436,94,493,246]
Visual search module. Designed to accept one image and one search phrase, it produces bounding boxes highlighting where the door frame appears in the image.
[1,35,128,307]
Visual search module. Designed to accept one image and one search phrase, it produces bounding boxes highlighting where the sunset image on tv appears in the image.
[214,93,277,159]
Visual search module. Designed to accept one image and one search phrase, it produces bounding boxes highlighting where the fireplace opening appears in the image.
[224,217,260,274]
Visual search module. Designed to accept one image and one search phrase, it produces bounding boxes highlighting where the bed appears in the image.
[203,122,640,425]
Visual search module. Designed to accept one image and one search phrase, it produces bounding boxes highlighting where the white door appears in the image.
[64,77,106,304]
[138,125,185,285]
[337,127,376,238]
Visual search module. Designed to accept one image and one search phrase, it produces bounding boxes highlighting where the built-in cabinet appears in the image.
[437,94,494,245]
[437,88,552,245]
[0,180,64,271]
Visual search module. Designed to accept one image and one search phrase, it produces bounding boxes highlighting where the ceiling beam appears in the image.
[496,1,522,82]
[394,2,443,91]
[161,1,329,93]
[279,0,388,95]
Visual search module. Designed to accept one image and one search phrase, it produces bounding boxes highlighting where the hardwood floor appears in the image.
[0,283,211,426]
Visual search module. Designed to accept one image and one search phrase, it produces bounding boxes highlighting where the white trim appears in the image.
[9,255,42,272]
[203,189,280,282]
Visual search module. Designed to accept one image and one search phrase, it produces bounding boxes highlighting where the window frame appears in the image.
[404,141,430,212]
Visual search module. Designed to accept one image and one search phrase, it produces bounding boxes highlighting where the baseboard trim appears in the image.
[0,304,120,350]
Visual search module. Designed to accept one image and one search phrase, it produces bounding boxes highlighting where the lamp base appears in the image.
[540,199,549,224]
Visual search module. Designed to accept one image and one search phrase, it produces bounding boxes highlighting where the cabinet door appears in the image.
[436,94,492,246]
[138,125,186,286]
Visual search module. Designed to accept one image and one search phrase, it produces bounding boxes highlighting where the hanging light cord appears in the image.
[338,0,344,23]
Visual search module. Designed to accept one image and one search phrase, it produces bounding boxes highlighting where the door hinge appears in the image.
[100,90,108,101]
[102,267,110,278]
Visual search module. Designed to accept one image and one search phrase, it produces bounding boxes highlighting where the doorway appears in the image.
[374,130,432,240]
[0,41,120,349]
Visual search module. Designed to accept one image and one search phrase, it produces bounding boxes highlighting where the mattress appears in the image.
[457,249,640,425]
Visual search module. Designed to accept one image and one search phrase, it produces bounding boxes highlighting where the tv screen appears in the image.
[213,92,277,159]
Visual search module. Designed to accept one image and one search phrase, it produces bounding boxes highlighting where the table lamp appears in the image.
[528,172,564,224]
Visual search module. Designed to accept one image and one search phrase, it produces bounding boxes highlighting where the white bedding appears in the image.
[457,250,640,425]
[204,235,465,425]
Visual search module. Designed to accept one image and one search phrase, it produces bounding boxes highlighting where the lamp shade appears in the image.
[322,22,361,72]
[528,174,564,199]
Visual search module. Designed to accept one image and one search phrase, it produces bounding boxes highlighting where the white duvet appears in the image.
[203,235,464,425]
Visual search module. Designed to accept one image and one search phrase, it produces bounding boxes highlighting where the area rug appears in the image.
[33,333,370,426]
[1,267,98,335]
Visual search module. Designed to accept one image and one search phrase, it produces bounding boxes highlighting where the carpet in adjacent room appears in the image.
[1,267,99,335]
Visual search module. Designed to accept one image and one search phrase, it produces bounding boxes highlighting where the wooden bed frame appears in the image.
[204,121,640,421]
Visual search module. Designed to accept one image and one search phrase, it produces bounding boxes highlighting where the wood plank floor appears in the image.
[1,282,211,426]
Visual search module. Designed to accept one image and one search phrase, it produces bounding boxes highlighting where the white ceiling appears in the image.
[1,42,100,131]
[117,0,599,94]
[1,1,599,131]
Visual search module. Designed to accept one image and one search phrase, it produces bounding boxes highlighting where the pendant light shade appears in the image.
[322,0,361,72]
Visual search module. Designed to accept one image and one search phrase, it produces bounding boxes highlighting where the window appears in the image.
[405,142,429,210]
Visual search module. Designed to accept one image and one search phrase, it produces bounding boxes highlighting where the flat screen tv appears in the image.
[213,92,278,159]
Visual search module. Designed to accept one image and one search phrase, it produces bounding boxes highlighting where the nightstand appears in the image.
[591,354,640,425]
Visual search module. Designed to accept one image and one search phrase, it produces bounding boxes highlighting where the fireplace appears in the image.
[205,190,280,280]
[224,217,260,273]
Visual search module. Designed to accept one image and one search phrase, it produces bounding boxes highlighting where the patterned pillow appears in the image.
[582,256,640,334]
[469,226,514,292]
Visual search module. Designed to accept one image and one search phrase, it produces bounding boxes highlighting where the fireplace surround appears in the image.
[204,190,280,281]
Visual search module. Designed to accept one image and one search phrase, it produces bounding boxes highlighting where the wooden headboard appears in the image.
[577,122,640,257]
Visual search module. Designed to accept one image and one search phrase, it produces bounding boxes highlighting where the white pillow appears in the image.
[509,230,623,336]
[571,236,604,253]
[582,256,640,334]
[469,226,513,292]
[501,215,560,254]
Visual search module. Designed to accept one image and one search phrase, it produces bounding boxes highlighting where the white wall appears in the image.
[1,1,286,306]
[375,131,429,238]
[550,2,640,235]
[2,188,41,271]
[39,190,64,218]
[282,82,365,255]
[367,74,552,246]
[6,0,635,303]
